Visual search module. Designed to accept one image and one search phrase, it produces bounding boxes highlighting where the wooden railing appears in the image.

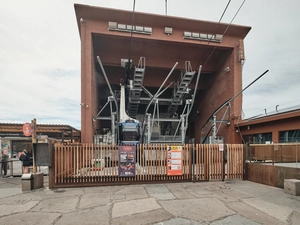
[51,143,244,187]
[248,143,300,163]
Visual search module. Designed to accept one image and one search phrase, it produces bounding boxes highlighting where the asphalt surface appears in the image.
[0,176,300,225]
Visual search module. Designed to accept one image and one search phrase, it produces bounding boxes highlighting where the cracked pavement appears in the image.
[0,177,300,224]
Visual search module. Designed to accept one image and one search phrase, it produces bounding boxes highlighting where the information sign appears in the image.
[166,145,183,176]
[119,145,136,177]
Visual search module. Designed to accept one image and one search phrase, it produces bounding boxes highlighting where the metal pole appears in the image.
[144,62,178,114]
[296,141,298,168]
[188,65,202,116]
[201,70,269,131]
[142,62,178,142]
[97,56,119,120]
[165,0,167,15]
[147,114,151,144]
[32,118,37,174]
[212,115,217,142]
[181,115,185,144]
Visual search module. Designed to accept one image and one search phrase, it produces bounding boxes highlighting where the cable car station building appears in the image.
[75,4,251,144]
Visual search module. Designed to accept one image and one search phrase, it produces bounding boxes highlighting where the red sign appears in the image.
[23,122,32,137]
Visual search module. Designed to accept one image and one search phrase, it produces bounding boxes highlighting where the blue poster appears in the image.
[119,145,136,177]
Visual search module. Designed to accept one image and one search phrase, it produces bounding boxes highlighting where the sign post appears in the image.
[31,119,37,174]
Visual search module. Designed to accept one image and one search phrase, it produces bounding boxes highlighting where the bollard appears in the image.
[32,173,44,189]
[21,173,33,191]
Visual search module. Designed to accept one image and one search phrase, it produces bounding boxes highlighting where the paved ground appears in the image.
[0,176,300,225]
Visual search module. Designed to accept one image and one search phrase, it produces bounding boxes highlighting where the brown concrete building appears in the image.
[235,107,300,144]
[74,4,251,144]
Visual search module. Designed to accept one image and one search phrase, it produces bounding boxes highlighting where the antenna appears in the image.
[165,0,167,16]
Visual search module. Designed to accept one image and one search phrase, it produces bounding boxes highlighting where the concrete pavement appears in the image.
[0,176,300,225]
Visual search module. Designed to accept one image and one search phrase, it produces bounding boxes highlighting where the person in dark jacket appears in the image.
[19,149,30,174]
[1,150,9,177]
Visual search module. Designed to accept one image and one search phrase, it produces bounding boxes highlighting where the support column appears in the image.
[80,19,93,143]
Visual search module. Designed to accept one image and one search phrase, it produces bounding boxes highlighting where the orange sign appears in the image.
[23,122,32,137]
[166,145,183,176]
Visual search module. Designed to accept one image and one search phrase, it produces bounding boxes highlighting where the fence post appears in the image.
[272,144,275,165]
[296,142,298,168]
[192,144,195,182]
[243,144,247,180]
[222,144,226,181]
[48,142,55,189]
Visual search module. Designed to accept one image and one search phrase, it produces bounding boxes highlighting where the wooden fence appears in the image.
[49,144,244,188]
[247,143,300,162]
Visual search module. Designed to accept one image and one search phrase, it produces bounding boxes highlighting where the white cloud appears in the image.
[0,0,299,129]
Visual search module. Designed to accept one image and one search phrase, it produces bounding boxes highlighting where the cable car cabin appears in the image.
[119,120,140,145]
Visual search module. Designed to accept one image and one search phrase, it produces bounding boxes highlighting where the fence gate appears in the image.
[49,143,244,188]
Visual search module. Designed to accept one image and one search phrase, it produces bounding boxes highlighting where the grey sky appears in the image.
[1,0,299,129]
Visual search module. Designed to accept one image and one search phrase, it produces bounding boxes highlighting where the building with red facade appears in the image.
[235,106,300,144]
[75,4,251,144]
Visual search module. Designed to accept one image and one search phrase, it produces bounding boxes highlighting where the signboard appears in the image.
[33,143,51,166]
[166,145,183,176]
[23,122,32,137]
[119,145,136,177]
[219,144,224,151]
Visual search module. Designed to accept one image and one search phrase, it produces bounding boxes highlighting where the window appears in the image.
[248,132,272,144]
[279,130,300,143]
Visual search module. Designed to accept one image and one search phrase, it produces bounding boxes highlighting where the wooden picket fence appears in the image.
[248,143,300,162]
[49,143,244,188]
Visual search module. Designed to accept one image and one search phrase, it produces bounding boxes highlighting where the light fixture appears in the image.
[184,31,223,43]
[224,67,231,72]
[164,27,173,35]
[135,26,143,32]
[121,59,132,68]
[108,21,152,35]
[80,103,88,108]
[192,32,199,38]
[117,23,126,30]
[108,21,117,29]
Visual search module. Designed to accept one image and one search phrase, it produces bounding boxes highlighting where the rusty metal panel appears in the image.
[247,163,277,187]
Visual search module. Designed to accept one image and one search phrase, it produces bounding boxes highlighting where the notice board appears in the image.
[166,145,183,176]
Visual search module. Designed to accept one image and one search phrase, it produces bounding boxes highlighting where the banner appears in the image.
[119,145,136,177]
[166,145,183,176]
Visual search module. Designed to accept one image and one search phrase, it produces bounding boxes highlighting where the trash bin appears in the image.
[21,173,33,191]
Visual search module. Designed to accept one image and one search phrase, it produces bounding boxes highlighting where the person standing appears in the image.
[1,150,9,177]
[19,149,30,174]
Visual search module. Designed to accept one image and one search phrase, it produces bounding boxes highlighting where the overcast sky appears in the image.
[1,0,299,129]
